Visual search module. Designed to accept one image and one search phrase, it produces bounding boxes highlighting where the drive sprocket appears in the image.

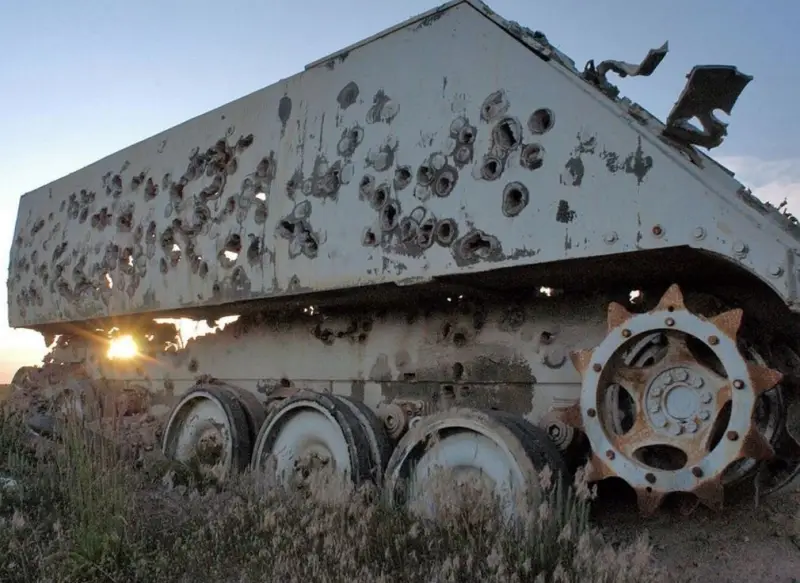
[561,283,783,516]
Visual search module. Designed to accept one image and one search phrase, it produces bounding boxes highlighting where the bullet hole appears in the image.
[337,81,360,110]
[120,247,135,275]
[458,125,476,145]
[256,157,273,179]
[528,108,554,135]
[380,201,400,232]
[90,208,111,230]
[366,89,399,124]
[79,207,89,224]
[225,234,242,255]
[298,230,319,258]
[456,230,501,262]
[337,126,364,157]
[158,257,168,273]
[435,219,458,246]
[520,143,544,170]
[313,160,342,198]
[481,90,510,122]
[169,181,184,206]
[145,221,157,244]
[365,143,396,172]
[277,220,295,239]
[131,172,146,190]
[399,217,418,242]
[200,175,225,202]
[199,261,209,278]
[453,362,464,380]
[278,96,292,125]
[224,196,236,214]
[416,218,435,249]
[30,219,45,237]
[453,144,472,166]
[393,166,412,191]
[254,200,268,224]
[67,194,80,219]
[502,182,529,217]
[417,164,435,186]
[359,174,375,199]
[160,229,176,256]
[225,157,238,176]
[277,204,320,259]
[108,174,123,197]
[212,282,221,297]
[371,183,390,211]
[480,157,503,181]
[286,173,302,198]
[434,168,457,197]
[237,133,255,150]
[247,236,262,263]
[188,358,198,373]
[52,242,68,262]
[133,224,144,242]
[170,243,182,266]
[492,118,522,151]
[540,330,553,345]
[452,331,467,347]
[116,207,134,232]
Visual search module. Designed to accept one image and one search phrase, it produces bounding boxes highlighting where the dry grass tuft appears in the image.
[0,409,666,582]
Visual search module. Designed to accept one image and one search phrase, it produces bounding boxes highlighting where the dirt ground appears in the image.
[3,378,799,582]
[594,484,800,583]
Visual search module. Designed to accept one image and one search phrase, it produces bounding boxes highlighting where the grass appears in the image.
[0,408,666,583]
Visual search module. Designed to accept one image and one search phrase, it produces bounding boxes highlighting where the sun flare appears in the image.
[107,335,139,359]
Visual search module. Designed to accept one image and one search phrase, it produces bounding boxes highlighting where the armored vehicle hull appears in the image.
[8,0,800,516]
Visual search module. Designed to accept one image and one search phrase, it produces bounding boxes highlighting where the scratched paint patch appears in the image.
[560,133,653,186]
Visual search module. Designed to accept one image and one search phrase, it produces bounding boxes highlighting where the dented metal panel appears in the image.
[8,0,800,329]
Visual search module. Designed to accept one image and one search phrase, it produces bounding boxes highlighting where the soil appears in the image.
[594,483,800,583]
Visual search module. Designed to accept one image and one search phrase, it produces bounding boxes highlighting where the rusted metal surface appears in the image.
[8,0,800,330]
[562,284,786,515]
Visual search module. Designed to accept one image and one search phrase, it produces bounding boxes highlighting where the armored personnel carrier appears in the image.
[8,0,800,516]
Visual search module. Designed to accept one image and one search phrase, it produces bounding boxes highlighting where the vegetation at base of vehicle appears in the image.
[0,410,664,583]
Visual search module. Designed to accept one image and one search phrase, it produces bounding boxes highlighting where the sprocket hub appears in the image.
[563,284,783,516]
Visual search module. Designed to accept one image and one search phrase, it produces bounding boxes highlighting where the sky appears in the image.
[0,0,798,383]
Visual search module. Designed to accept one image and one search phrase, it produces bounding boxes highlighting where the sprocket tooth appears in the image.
[652,283,686,313]
[709,308,744,340]
[746,363,783,397]
[692,478,724,512]
[677,494,701,517]
[607,301,633,332]
[569,348,596,377]
[635,487,665,517]
[739,426,775,461]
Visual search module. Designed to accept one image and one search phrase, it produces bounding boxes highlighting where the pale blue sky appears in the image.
[0,0,797,381]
